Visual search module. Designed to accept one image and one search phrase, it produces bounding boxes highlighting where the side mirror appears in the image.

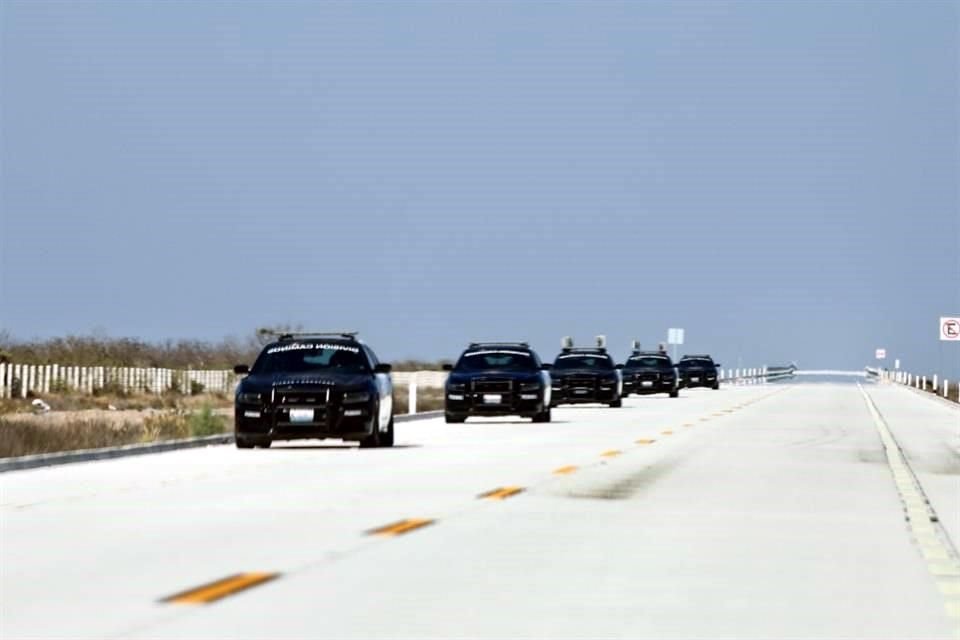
[374,363,392,374]
[442,363,454,371]
[233,364,250,375]
[541,363,553,371]
[714,363,722,368]
[615,363,624,369]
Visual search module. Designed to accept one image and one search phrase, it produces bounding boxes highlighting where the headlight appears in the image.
[343,391,371,404]
[520,382,541,392]
[237,392,262,404]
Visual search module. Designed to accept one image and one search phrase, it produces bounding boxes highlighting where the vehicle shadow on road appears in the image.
[269,443,424,450]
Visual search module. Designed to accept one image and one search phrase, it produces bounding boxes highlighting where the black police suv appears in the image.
[676,354,721,390]
[622,351,679,398]
[233,332,395,449]
[443,342,552,423]
[550,343,623,408]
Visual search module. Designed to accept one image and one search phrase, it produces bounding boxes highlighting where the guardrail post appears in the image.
[945,380,950,398]
[933,375,938,392]
[408,373,418,415]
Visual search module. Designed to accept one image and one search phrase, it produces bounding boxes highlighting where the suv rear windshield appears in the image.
[455,350,538,372]
[252,342,370,374]
[553,354,614,370]
[626,356,672,368]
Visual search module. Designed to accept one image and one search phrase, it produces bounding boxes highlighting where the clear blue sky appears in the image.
[1,1,957,375]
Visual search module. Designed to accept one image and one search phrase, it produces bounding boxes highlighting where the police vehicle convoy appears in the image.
[676,354,721,390]
[233,332,395,448]
[443,342,552,423]
[621,342,679,398]
[549,336,623,408]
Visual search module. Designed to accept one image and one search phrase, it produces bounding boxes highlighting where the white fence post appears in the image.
[945,380,950,398]
[0,363,6,398]
[933,375,938,392]
[408,372,418,415]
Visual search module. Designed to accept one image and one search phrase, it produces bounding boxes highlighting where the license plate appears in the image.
[483,394,502,404]
[641,381,654,387]
[574,388,589,394]
[289,408,314,423]
[691,377,700,383]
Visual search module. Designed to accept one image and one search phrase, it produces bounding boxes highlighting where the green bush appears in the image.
[189,405,226,437]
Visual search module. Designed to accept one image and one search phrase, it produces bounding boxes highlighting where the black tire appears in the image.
[359,404,382,448]
[445,412,467,424]
[669,389,679,398]
[236,437,255,449]
[256,440,272,449]
[609,397,622,408]
[532,408,552,423]
[712,383,720,390]
[379,415,395,448]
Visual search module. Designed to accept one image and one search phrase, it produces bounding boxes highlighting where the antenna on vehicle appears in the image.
[595,335,606,348]
[658,342,668,353]
[561,336,574,349]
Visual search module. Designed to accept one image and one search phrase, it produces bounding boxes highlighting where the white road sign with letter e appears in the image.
[875,349,886,359]
[941,317,960,341]
[668,328,684,345]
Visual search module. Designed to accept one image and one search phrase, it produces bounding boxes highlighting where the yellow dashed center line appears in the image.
[366,518,435,537]
[478,486,524,500]
[635,438,656,445]
[661,430,674,436]
[601,450,622,458]
[553,465,579,475]
[161,572,279,605]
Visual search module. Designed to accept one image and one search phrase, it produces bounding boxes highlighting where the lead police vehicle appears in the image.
[233,332,394,449]
[622,343,679,398]
[676,354,721,390]
[549,336,623,408]
[443,342,552,423]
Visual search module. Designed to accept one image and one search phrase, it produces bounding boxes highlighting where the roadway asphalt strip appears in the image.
[857,384,960,633]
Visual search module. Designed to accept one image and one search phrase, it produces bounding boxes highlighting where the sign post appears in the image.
[667,328,685,361]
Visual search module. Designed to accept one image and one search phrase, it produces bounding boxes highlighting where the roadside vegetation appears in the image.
[0,404,228,458]
[917,378,959,403]
[393,386,445,413]
[0,329,449,371]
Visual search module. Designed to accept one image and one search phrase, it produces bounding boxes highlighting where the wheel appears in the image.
[608,397,622,408]
[532,408,552,423]
[359,404,382,448]
[712,383,720,390]
[669,389,679,398]
[236,438,255,449]
[445,412,467,424]
[256,440,272,448]
[379,415,394,448]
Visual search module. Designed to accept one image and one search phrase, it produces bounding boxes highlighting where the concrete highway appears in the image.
[2,381,958,639]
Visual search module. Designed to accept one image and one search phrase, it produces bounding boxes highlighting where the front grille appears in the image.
[275,388,331,405]
[566,376,596,388]
[472,379,513,393]
[634,372,659,383]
